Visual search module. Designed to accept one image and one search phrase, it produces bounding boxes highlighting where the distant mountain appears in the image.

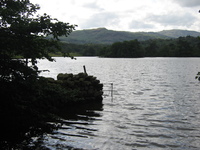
[59,28,200,44]
[158,29,200,38]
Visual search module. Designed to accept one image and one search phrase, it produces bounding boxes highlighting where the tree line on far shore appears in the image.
[60,36,200,57]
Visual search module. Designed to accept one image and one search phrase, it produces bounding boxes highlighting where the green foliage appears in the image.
[0,0,79,148]
[0,77,55,149]
[57,35,200,58]
[176,37,193,57]
[0,0,77,82]
[144,40,159,57]
[106,40,143,58]
[99,36,200,57]
[59,42,106,56]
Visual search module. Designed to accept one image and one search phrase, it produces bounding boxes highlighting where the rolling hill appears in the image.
[60,28,200,44]
[158,29,200,38]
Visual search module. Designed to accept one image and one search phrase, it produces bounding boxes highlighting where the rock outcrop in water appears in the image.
[36,73,103,114]
[56,73,103,104]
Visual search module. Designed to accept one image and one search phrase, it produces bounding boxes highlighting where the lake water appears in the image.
[37,57,200,150]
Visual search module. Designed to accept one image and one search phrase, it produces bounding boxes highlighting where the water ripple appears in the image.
[38,57,200,150]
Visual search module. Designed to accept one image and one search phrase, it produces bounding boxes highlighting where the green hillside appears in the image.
[158,29,200,38]
[60,28,169,44]
[59,28,200,44]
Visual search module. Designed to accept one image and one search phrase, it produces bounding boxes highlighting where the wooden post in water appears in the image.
[83,65,87,75]
[111,83,113,102]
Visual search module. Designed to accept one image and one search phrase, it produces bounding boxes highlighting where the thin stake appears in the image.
[83,65,87,75]
[111,83,113,102]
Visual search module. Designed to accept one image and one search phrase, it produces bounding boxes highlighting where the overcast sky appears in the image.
[31,0,200,32]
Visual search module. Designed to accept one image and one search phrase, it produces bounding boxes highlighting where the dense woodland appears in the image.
[60,36,200,57]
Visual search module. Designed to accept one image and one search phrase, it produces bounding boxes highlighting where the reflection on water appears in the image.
[38,57,200,149]
[42,103,104,150]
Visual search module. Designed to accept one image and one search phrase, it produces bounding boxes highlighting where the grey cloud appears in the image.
[129,20,155,30]
[173,0,200,7]
[81,12,119,28]
[83,2,104,11]
[147,13,196,27]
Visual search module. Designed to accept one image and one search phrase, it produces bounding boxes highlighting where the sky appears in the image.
[31,0,200,32]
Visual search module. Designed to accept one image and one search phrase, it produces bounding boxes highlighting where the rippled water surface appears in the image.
[38,57,200,150]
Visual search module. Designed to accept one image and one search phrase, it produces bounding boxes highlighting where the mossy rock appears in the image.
[55,72,103,104]
[83,81,91,86]
[57,73,73,80]
[77,73,87,78]
[67,77,73,81]
[79,78,85,82]
[85,76,94,81]
[57,73,64,80]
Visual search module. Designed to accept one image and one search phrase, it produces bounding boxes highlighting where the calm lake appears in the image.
[38,57,200,150]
